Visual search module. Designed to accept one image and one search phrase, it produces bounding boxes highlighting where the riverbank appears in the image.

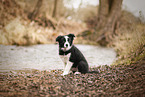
[0,61,144,96]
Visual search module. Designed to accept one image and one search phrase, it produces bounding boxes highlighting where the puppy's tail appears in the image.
[88,71,99,74]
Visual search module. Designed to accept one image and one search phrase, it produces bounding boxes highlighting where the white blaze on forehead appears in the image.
[64,36,70,48]
[62,35,71,51]
[64,36,69,41]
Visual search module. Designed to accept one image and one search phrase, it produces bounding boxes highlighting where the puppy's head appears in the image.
[56,34,75,51]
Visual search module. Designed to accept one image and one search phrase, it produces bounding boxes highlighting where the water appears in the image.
[0,44,116,72]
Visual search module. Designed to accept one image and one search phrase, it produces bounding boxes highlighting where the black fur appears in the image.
[69,45,89,74]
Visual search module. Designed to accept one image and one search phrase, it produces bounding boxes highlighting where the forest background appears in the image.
[0,0,145,67]
[0,0,145,96]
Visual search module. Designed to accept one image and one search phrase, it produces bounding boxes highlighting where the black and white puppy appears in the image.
[56,34,89,75]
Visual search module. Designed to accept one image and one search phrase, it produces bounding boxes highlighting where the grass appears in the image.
[0,17,52,45]
[0,16,86,45]
[110,23,145,65]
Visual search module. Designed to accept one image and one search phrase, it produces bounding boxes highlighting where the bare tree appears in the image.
[52,0,58,18]
[28,0,43,20]
[96,0,123,45]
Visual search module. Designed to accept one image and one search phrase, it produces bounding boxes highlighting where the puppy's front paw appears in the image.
[74,72,81,75]
[61,73,68,76]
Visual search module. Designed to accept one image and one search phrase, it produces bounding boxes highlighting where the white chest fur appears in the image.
[59,53,73,75]
[59,53,71,66]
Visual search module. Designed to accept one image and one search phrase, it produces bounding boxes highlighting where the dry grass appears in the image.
[0,0,86,45]
[0,17,56,45]
[110,23,145,65]
[105,11,145,65]
[55,18,86,35]
[0,16,86,45]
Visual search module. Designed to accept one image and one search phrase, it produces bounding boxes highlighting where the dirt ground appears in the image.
[0,61,144,97]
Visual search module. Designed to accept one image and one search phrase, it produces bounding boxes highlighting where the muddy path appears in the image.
[0,44,116,72]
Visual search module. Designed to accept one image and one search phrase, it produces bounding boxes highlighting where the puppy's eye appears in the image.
[68,38,69,41]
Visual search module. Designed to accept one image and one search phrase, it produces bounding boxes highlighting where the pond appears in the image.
[0,44,116,72]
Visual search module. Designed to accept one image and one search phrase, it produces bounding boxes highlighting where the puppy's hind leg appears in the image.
[78,61,89,74]
[71,63,78,73]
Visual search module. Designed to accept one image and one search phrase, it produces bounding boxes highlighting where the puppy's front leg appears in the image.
[60,55,67,71]
[62,61,72,76]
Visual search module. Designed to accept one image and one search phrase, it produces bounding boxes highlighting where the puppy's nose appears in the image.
[66,44,68,47]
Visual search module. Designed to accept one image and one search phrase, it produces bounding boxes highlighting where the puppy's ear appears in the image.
[68,34,75,38]
[56,35,62,42]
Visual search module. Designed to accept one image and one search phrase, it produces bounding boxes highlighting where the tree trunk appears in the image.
[52,0,58,18]
[96,0,123,45]
[97,0,109,29]
[28,0,43,20]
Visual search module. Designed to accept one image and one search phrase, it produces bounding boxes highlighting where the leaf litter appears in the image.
[0,62,144,97]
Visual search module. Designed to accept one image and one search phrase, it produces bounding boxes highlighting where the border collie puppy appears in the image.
[56,34,89,75]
